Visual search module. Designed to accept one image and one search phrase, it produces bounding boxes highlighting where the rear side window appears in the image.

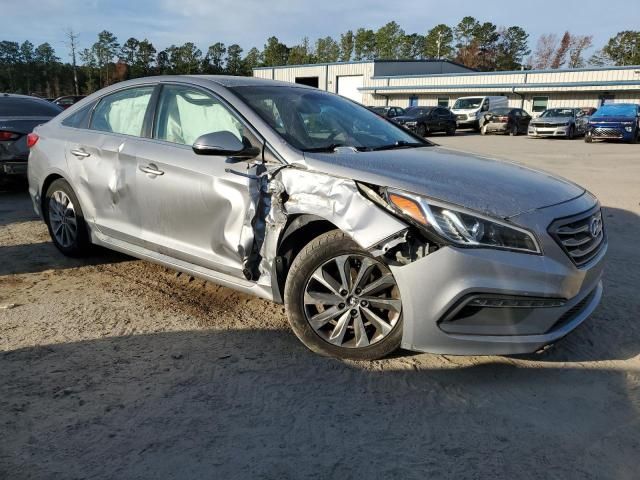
[61,102,96,129]
[90,86,154,136]
[0,97,62,116]
[153,85,244,146]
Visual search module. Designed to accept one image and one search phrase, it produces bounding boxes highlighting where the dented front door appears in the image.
[134,138,257,277]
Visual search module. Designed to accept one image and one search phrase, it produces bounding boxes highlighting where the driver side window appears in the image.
[154,85,244,146]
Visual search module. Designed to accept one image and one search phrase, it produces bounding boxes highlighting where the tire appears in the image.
[446,125,456,136]
[509,123,518,136]
[44,178,91,256]
[284,230,403,360]
[631,130,639,144]
[585,132,593,143]
[416,124,427,137]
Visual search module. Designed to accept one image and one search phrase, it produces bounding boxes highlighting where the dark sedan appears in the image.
[367,106,406,120]
[394,106,456,136]
[1,93,62,177]
[481,108,531,136]
[53,95,86,110]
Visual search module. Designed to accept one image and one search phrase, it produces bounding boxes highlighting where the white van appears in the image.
[451,96,509,130]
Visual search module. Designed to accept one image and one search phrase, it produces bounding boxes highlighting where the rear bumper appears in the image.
[391,194,606,355]
[484,122,509,133]
[1,160,28,176]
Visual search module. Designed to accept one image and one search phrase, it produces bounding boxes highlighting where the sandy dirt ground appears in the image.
[1,134,639,479]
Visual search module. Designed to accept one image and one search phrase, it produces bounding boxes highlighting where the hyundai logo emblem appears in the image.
[589,216,602,238]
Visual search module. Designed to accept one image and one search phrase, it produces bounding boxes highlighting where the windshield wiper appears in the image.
[370,141,425,151]
[301,143,345,153]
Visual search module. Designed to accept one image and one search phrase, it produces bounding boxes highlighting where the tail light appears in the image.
[497,116,508,122]
[26,133,39,148]
[0,131,20,141]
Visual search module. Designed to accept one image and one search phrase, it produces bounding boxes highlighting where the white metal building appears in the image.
[253,60,640,114]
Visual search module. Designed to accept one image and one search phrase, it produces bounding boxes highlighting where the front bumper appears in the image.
[528,125,570,137]
[390,193,606,355]
[456,119,480,129]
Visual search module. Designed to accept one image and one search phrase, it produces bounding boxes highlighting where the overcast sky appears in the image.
[3,0,639,59]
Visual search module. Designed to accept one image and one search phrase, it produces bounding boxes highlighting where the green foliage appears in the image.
[424,24,454,59]
[602,31,640,66]
[1,22,633,97]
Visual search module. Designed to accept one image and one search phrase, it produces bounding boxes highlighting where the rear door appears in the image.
[134,83,264,277]
[66,85,155,245]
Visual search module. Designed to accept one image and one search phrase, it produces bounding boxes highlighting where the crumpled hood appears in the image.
[531,116,573,125]
[301,146,585,219]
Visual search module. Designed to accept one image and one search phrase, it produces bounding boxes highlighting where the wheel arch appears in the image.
[40,173,66,218]
[272,214,339,303]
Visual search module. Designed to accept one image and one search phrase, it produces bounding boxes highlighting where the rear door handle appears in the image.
[139,164,165,176]
[70,149,91,158]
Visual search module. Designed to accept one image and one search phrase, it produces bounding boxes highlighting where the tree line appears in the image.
[1,18,638,98]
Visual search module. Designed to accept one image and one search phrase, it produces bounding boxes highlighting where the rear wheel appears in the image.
[44,179,91,256]
[446,125,456,136]
[284,231,403,360]
[416,123,427,137]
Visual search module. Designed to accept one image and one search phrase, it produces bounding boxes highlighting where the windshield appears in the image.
[540,108,577,118]
[453,97,483,110]
[592,104,638,118]
[232,86,426,151]
[370,107,386,114]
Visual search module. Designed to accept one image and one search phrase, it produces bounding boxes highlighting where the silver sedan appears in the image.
[27,76,606,359]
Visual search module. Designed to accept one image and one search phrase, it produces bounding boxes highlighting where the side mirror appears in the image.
[192,131,260,159]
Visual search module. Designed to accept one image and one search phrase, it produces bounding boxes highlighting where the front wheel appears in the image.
[585,132,593,143]
[284,231,403,360]
[416,124,427,137]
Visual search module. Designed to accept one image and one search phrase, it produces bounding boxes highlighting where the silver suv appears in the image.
[27,76,607,360]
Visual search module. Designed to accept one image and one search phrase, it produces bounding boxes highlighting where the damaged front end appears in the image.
[237,151,439,304]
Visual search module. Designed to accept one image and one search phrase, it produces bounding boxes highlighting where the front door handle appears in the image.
[139,164,165,176]
[70,149,91,158]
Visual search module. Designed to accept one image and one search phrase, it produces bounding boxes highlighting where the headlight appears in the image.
[625,126,633,132]
[387,189,540,254]
[405,121,417,126]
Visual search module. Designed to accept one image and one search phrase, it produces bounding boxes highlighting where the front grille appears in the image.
[592,127,623,138]
[535,122,566,128]
[549,208,606,267]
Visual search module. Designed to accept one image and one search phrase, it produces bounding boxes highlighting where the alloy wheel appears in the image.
[303,254,401,348]
[48,190,78,248]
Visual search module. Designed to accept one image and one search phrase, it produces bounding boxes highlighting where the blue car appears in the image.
[585,103,640,143]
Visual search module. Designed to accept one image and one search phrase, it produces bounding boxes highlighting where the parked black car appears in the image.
[367,106,406,120]
[394,106,457,136]
[481,108,531,136]
[53,95,86,110]
[0,93,62,177]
